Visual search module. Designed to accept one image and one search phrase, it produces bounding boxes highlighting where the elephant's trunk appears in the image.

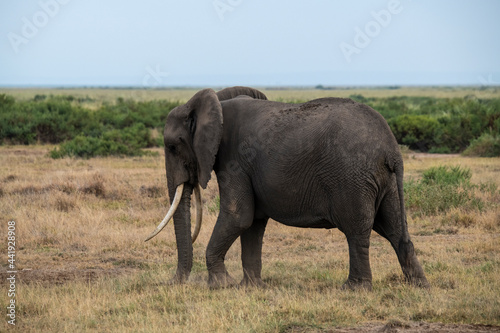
[172,183,194,281]
[144,182,203,283]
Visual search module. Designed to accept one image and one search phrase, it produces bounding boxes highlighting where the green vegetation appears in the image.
[462,131,500,157]
[0,92,499,157]
[50,124,157,158]
[404,165,497,217]
[421,165,472,186]
[208,195,221,213]
[348,95,500,154]
[0,94,179,157]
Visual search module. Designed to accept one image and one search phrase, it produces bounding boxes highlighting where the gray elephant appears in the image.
[145,86,429,290]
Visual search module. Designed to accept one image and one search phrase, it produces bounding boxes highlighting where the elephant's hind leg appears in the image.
[397,238,429,288]
[336,190,376,290]
[373,189,429,288]
[240,218,268,288]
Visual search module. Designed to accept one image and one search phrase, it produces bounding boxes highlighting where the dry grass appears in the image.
[1,86,499,105]
[1,146,499,332]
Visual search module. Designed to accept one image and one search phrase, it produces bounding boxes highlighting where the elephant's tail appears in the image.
[385,155,410,245]
[394,160,415,263]
[395,161,410,244]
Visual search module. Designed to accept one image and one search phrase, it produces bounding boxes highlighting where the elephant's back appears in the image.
[224,97,400,165]
[319,97,401,172]
[326,97,396,144]
[273,97,397,152]
[309,97,392,134]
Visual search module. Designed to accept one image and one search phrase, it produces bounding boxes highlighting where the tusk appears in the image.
[144,183,184,242]
[191,184,203,243]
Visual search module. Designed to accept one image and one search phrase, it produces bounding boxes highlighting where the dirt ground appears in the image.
[325,322,500,333]
[0,268,132,286]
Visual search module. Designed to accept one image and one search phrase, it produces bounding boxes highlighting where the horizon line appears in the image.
[1,84,499,90]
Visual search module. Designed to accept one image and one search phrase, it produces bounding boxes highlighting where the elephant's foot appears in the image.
[399,240,430,289]
[167,272,189,285]
[208,272,236,289]
[406,275,430,289]
[240,276,267,288]
[341,278,372,291]
[152,273,188,287]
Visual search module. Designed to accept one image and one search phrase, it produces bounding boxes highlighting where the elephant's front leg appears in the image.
[206,193,255,288]
[240,218,268,288]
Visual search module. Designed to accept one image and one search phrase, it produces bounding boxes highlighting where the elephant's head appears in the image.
[145,86,267,282]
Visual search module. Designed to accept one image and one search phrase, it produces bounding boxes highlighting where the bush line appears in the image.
[0,94,179,157]
[1,93,499,158]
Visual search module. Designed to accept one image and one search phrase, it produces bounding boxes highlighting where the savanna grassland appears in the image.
[1,87,499,332]
[2,86,499,104]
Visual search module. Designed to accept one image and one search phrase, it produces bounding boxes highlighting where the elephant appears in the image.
[145,86,429,290]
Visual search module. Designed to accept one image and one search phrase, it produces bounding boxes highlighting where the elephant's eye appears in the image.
[168,144,177,154]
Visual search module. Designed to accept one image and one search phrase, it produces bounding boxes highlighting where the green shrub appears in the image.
[50,136,104,159]
[0,95,178,144]
[50,124,155,158]
[435,112,484,152]
[405,180,483,217]
[98,99,177,129]
[421,165,471,186]
[389,115,440,151]
[34,94,47,101]
[368,96,500,153]
[462,132,500,157]
[404,166,485,217]
[428,146,452,154]
[50,135,139,159]
[0,97,97,144]
[0,94,15,107]
[0,95,179,156]
[208,195,220,213]
[348,94,368,103]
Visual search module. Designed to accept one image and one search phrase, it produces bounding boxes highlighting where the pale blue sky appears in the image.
[1,0,499,87]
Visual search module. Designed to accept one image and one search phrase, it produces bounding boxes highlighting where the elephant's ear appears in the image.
[188,89,223,189]
[216,86,268,101]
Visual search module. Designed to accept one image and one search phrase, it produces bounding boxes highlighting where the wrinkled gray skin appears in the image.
[162,86,428,290]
